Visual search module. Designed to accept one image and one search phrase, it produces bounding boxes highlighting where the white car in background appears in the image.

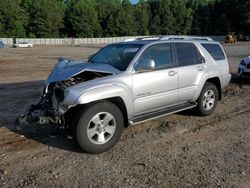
[14,42,33,48]
[238,56,250,77]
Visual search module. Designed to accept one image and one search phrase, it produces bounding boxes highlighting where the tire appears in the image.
[238,68,243,78]
[196,82,218,116]
[76,101,124,154]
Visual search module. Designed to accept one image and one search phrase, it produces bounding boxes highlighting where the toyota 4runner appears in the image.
[18,36,231,153]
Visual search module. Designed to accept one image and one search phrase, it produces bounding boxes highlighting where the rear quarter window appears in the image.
[201,43,226,61]
[175,43,204,67]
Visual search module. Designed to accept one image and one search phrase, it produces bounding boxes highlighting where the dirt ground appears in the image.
[0,42,250,187]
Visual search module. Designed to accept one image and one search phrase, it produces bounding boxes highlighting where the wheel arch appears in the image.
[106,97,129,127]
[194,76,222,101]
[64,96,129,128]
[206,77,222,101]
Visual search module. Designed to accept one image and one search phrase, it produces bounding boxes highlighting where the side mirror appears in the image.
[88,54,94,60]
[135,58,155,72]
[201,57,206,63]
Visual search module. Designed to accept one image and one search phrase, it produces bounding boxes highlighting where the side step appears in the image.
[129,102,197,125]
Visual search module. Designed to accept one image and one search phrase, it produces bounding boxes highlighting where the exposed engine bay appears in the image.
[16,58,118,128]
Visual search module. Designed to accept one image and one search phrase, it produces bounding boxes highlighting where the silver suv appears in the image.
[19,36,231,153]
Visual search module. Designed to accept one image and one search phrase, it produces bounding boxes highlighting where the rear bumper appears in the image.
[221,73,231,88]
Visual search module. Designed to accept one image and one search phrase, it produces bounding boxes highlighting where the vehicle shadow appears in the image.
[0,80,83,153]
[230,73,250,88]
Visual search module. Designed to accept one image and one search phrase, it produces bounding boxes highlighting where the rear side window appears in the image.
[201,43,225,60]
[175,43,203,67]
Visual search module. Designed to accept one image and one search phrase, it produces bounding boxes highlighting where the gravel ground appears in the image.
[0,43,250,187]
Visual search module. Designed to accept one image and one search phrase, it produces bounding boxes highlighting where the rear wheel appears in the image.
[76,101,124,154]
[196,82,218,116]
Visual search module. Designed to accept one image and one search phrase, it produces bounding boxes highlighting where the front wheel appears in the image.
[76,101,124,154]
[238,68,242,77]
[196,82,218,116]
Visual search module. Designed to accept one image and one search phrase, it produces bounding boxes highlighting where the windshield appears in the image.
[88,44,143,71]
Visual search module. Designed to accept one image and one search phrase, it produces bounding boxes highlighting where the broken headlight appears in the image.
[64,88,70,99]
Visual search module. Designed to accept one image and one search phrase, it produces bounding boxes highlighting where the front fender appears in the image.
[76,84,134,117]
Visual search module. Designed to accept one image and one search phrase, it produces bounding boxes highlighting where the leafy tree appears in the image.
[95,0,120,36]
[149,0,175,35]
[108,0,137,36]
[171,0,193,34]
[188,0,210,35]
[0,0,28,37]
[238,0,250,33]
[134,0,150,35]
[28,0,64,37]
[65,0,101,37]
[1,0,250,38]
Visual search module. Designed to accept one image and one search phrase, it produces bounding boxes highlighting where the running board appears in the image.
[129,102,197,125]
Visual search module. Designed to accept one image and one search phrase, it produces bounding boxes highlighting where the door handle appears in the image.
[197,65,204,71]
[168,70,177,76]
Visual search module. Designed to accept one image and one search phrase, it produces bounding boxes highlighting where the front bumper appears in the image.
[16,85,71,128]
[238,65,250,77]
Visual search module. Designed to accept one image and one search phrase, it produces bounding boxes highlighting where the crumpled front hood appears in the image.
[46,58,121,84]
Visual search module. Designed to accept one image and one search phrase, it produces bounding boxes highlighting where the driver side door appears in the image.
[132,43,178,114]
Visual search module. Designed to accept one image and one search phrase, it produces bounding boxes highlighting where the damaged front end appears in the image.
[16,58,120,128]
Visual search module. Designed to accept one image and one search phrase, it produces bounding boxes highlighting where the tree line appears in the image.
[0,0,249,38]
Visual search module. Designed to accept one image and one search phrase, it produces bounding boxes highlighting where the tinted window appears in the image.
[201,43,225,60]
[175,43,203,67]
[139,43,173,70]
[89,44,143,71]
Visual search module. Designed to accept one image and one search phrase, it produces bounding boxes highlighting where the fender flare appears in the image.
[76,84,135,117]
[193,73,222,101]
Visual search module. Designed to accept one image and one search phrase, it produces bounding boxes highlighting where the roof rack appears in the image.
[123,36,160,42]
[137,36,161,41]
[123,35,213,42]
[159,35,213,41]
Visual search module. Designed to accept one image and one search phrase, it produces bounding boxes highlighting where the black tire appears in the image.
[76,101,124,154]
[196,82,218,116]
[238,68,243,78]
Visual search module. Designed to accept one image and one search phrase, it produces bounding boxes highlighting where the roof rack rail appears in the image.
[123,38,137,42]
[159,35,213,41]
[123,35,213,42]
[123,36,160,42]
[137,36,161,41]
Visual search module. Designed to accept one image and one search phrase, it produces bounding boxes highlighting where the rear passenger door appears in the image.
[174,42,206,103]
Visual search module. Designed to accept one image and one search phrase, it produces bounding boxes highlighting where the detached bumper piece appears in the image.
[16,87,65,128]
